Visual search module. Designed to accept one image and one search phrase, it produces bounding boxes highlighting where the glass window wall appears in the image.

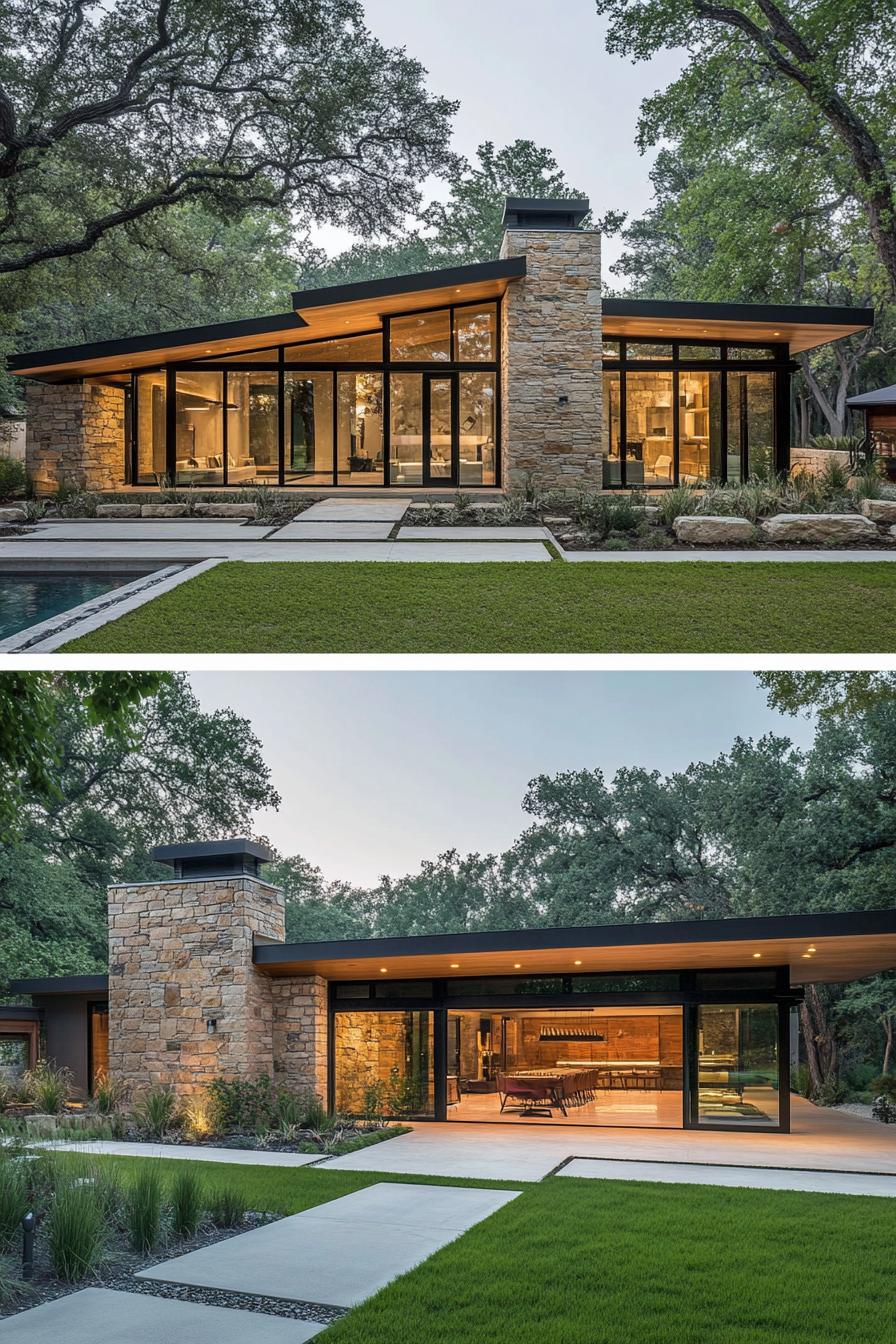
[602,371,622,487]
[283,371,333,484]
[625,371,674,485]
[135,371,167,484]
[459,372,496,486]
[628,342,673,361]
[727,371,775,479]
[337,372,384,485]
[696,1004,779,1126]
[285,332,383,363]
[174,371,224,485]
[390,309,450,362]
[334,1010,434,1118]
[679,371,722,484]
[227,372,278,483]
[454,305,497,362]
[390,373,424,484]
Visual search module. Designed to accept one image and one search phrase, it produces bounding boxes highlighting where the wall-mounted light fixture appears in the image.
[206,1019,217,1035]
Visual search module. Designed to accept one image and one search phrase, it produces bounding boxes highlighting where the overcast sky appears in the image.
[310,0,686,275]
[189,673,816,887]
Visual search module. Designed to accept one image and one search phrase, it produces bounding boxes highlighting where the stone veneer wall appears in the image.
[108,875,285,1096]
[270,975,329,1099]
[25,381,126,493]
[499,226,603,490]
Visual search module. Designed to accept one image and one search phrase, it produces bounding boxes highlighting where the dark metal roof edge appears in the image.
[9,311,306,373]
[10,974,109,995]
[0,1005,42,1019]
[847,385,896,407]
[253,908,896,967]
[290,257,526,312]
[150,838,274,863]
[602,298,874,327]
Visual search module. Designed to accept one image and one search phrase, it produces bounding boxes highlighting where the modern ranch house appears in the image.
[11,200,872,494]
[6,840,896,1134]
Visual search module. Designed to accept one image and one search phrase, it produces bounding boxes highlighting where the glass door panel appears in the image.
[696,1004,779,1127]
[334,1010,434,1118]
[337,372,384,485]
[282,371,333,485]
[679,371,721,484]
[727,372,775,482]
[390,373,423,485]
[426,375,455,485]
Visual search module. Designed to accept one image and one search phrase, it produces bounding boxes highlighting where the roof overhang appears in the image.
[11,259,526,380]
[252,909,896,986]
[847,384,896,409]
[9,974,109,997]
[602,299,874,356]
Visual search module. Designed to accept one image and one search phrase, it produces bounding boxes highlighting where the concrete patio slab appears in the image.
[27,522,271,541]
[298,499,411,521]
[557,1157,896,1197]
[0,1288,325,1342]
[33,1139,324,1167]
[272,521,395,540]
[323,1100,896,1182]
[139,1182,520,1308]
[397,526,549,540]
[391,541,549,562]
[0,540,549,564]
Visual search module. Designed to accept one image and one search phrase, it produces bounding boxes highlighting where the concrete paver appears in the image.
[298,500,412,521]
[272,521,394,540]
[28,522,270,541]
[0,1288,325,1342]
[397,526,549,540]
[34,1139,323,1167]
[139,1182,520,1308]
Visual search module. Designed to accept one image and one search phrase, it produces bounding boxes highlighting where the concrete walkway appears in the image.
[34,1138,325,1167]
[139,1182,520,1308]
[0,538,549,563]
[299,499,412,521]
[0,1288,325,1343]
[556,1156,896,1197]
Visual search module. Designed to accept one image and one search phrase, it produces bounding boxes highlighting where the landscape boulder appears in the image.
[673,514,755,545]
[96,503,141,518]
[141,503,189,518]
[0,506,26,523]
[193,502,258,518]
[760,512,877,544]
[633,505,661,522]
[861,498,896,524]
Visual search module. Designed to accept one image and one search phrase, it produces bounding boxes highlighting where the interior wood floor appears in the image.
[450,1088,685,1128]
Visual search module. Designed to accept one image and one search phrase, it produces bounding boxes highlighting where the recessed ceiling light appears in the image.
[574,960,582,966]
[807,946,816,953]
[773,330,781,336]
[449,962,460,969]
[379,967,388,973]
[513,963,521,969]
[753,952,762,959]
[802,953,812,959]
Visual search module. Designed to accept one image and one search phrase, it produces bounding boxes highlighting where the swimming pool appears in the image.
[0,572,138,640]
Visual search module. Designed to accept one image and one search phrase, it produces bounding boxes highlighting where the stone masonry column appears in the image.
[25,380,126,494]
[499,199,603,490]
[271,976,329,1101]
[107,841,285,1098]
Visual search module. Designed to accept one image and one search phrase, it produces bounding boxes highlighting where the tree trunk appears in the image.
[799,984,839,1095]
[883,1017,892,1076]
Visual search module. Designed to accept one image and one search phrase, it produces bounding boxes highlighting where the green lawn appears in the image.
[63,559,896,652]
[58,1154,895,1344]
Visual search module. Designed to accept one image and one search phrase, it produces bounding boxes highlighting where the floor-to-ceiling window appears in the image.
[695,1003,779,1127]
[601,340,787,487]
[333,1010,434,1119]
[135,370,167,484]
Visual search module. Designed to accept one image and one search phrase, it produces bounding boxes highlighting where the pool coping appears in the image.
[0,559,221,652]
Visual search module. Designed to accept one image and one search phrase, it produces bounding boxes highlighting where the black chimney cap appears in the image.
[502,197,590,231]
[150,838,274,880]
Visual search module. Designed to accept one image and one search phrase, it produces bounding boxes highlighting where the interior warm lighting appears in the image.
[450,962,460,969]
[513,963,521,969]
[753,952,762,959]
[379,967,388,973]
[574,960,582,966]
[802,953,812,959]
[807,946,817,953]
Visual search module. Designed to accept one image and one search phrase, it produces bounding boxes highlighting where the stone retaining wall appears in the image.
[499,226,603,490]
[25,381,125,493]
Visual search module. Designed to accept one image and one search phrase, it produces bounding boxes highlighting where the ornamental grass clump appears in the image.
[125,1164,163,1252]
[0,1159,29,1251]
[658,483,700,527]
[92,1071,129,1116]
[132,1084,180,1139]
[208,1185,247,1228]
[21,1060,72,1114]
[46,1178,106,1281]
[170,1165,204,1239]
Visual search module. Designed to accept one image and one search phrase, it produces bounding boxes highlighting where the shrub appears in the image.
[872,1094,896,1123]
[869,1074,896,1102]
[170,1165,204,1239]
[605,497,639,533]
[495,493,533,524]
[20,497,47,522]
[132,1085,180,1139]
[791,1063,812,1098]
[92,1071,129,1116]
[54,482,100,517]
[207,1184,247,1228]
[814,1078,847,1107]
[817,453,852,494]
[46,1179,106,1281]
[0,456,26,501]
[851,465,885,500]
[21,1060,72,1114]
[658,483,700,527]
[125,1165,163,1252]
[0,1159,29,1251]
[206,1075,275,1134]
[451,491,474,519]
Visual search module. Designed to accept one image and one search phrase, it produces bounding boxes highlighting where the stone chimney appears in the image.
[107,839,284,1096]
[499,197,603,490]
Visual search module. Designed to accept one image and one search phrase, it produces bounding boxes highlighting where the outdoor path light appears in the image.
[21,1211,35,1280]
